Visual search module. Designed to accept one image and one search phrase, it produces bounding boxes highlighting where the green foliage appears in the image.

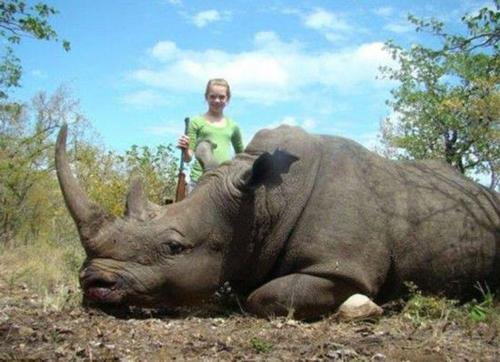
[402,282,499,328]
[380,1,500,189]
[403,282,460,327]
[0,236,85,310]
[74,143,178,216]
[72,144,129,216]
[0,87,179,309]
[466,284,497,323]
[0,0,69,98]
[0,86,87,245]
[1,87,179,245]
[120,143,178,205]
[250,336,273,353]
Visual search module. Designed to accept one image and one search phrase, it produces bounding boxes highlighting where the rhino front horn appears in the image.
[55,124,113,254]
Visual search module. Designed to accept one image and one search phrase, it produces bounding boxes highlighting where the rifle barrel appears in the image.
[175,117,190,202]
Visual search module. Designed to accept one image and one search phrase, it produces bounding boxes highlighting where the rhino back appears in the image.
[387,160,499,294]
[267,133,499,297]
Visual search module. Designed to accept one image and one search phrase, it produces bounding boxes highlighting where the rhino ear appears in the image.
[244,149,299,189]
[125,175,162,221]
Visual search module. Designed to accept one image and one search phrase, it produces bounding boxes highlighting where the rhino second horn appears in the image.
[55,124,113,253]
[195,140,219,171]
[125,175,163,221]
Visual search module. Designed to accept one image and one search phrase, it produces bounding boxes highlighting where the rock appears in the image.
[326,347,358,360]
[336,294,383,321]
[18,326,34,337]
[55,346,66,357]
[372,352,386,361]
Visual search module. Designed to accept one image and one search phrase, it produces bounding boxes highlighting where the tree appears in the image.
[379,1,499,189]
[0,0,69,98]
[0,86,87,245]
[75,143,179,216]
[0,86,179,246]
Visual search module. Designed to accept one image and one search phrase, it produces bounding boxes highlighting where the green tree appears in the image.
[0,87,179,245]
[0,86,87,245]
[75,143,179,216]
[121,144,179,204]
[379,1,499,189]
[0,0,69,98]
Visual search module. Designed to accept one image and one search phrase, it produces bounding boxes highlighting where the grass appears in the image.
[0,235,85,310]
[1,235,498,330]
[402,281,499,328]
[465,283,498,324]
[250,336,273,353]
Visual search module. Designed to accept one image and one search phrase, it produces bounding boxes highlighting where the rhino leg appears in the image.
[245,274,358,320]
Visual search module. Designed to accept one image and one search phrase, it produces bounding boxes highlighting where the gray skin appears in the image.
[194,139,218,172]
[55,124,499,320]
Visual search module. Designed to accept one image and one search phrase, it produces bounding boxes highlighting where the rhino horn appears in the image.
[55,124,113,254]
[195,139,219,171]
[125,175,162,221]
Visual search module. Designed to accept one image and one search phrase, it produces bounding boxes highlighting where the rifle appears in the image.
[175,117,190,202]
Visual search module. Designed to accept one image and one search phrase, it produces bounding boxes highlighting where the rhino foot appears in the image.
[335,294,383,321]
[245,273,359,320]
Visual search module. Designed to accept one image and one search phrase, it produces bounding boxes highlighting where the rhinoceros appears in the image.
[55,124,499,320]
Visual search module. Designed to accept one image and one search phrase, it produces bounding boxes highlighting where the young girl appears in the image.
[177,78,244,191]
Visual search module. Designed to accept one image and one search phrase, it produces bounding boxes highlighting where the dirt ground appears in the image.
[0,280,498,361]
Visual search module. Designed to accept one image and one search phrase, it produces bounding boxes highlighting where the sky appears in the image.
[12,0,492,153]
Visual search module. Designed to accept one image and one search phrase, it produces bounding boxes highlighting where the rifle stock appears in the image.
[175,117,190,202]
[175,171,186,202]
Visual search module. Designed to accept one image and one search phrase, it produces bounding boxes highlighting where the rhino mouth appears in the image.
[81,273,124,304]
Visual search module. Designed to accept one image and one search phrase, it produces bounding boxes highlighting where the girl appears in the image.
[177,78,244,191]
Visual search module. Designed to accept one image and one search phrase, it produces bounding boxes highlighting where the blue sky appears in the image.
[12,0,491,153]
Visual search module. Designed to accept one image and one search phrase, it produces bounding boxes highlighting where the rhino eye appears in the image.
[161,241,185,255]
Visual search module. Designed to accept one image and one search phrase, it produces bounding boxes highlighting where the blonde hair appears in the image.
[205,78,231,100]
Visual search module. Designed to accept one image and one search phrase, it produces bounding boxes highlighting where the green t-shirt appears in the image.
[188,115,244,181]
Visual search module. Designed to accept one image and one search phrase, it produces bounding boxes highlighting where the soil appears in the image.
[0,280,498,361]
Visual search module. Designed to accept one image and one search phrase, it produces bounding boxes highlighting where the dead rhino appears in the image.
[55,124,499,320]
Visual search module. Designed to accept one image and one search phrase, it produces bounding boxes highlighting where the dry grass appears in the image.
[0,237,498,360]
[0,237,84,310]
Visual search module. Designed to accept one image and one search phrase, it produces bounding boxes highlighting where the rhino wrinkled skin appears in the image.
[56,124,499,319]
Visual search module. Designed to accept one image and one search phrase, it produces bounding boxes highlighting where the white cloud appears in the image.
[265,116,317,131]
[356,131,382,152]
[384,21,414,34]
[472,171,495,189]
[150,41,179,61]
[146,123,180,136]
[304,8,350,32]
[120,90,169,108]
[303,8,351,43]
[373,6,395,17]
[128,32,396,105]
[192,9,221,28]
[30,69,47,79]
[302,118,317,130]
[278,116,298,126]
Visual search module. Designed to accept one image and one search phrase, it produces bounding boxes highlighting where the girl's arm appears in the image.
[177,134,193,162]
[186,119,201,162]
[231,125,244,153]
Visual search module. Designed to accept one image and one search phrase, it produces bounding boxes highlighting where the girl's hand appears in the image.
[177,134,190,149]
